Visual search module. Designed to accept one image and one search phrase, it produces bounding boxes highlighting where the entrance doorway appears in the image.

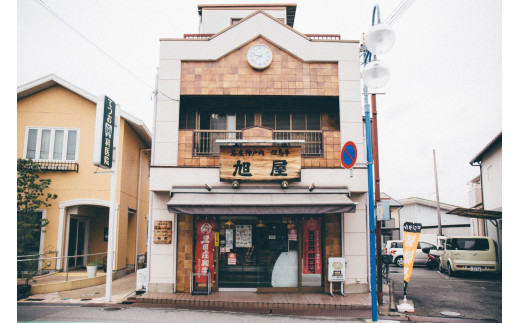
[192,215,325,292]
[67,218,87,268]
[217,215,299,289]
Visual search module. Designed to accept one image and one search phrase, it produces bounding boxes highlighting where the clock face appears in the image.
[247,44,273,70]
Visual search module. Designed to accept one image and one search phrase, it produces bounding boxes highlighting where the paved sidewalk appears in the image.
[20,272,137,304]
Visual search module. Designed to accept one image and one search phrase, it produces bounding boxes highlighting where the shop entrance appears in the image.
[190,215,325,292]
[217,215,299,289]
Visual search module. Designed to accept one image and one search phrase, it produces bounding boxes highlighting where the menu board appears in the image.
[235,225,252,247]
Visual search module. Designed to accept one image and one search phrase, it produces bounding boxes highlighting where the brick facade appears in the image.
[176,214,194,292]
[324,214,342,293]
[180,38,339,96]
[177,128,342,168]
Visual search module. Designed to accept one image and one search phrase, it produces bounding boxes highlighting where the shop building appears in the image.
[17,75,151,276]
[148,4,370,294]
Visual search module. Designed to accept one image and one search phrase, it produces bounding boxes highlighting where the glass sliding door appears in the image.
[216,215,298,289]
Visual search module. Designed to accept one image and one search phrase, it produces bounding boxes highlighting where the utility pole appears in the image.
[371,93,383,305]
[433,149,442,236]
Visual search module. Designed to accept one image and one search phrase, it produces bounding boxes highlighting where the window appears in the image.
[261,112,321,130]
[447,238,489,251]
[24,127,79,161]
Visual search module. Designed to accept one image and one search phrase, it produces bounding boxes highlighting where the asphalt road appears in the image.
[389,265,502,321]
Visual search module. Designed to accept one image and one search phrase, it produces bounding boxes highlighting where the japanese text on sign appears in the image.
[195,217,216,283]
[303,218,322,275]
[220,146,301,182]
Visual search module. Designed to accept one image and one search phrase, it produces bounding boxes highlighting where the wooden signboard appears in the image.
[154,220,172,244]
[220,146,301,182]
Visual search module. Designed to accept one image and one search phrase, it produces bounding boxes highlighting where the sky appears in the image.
[16,0,506,208]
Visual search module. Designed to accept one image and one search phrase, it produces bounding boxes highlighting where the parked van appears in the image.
[439,236,498,276]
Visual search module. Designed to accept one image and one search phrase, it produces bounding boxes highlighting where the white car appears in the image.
[383,240,437,267]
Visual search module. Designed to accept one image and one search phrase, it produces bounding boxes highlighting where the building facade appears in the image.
[17,75,151,276]
[469,132,502,254]
[398,197,471,243]
[148,4,371,294]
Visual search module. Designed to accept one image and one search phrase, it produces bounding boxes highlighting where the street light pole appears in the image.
[361,4,395,322]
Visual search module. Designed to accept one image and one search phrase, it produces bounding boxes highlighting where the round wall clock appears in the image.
[247,44,273,70]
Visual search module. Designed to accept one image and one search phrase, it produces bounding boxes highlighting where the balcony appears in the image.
[193,130,322,156]
[35,160,79,172]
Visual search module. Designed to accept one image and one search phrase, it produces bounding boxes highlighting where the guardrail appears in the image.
[193,130,322,156]
[17,252,108,282]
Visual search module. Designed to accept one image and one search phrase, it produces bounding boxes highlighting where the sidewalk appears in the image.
[19,272,137,304]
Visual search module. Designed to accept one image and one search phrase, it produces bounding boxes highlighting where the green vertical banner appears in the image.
[94,95,116,169]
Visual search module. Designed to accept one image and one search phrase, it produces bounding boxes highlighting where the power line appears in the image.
[384,0,415,26]
[32,0,178,102]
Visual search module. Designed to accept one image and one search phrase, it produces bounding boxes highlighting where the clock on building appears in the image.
[247,44,273,70]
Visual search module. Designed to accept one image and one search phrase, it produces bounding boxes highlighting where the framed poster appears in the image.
[235,225,252,247]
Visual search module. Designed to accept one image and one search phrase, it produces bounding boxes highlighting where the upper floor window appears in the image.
[24,127,79,162]
[261,111,321,131]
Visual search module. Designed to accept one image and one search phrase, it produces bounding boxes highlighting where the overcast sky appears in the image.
[16,0,506,208]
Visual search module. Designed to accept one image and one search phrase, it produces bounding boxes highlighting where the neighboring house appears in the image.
[398,197,471,243]
[17,75,151,277]
[148,4,371,295]
[469,132,502,244]
[380,192,403,244]
[445,132,502,269]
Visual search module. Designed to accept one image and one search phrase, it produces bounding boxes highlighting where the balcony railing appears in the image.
[194,130,243,156]
[36,160,79,172]
[273,130,322,156]
[193,130,322,156]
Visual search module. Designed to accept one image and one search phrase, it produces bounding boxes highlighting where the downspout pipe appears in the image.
[135,148,151,273]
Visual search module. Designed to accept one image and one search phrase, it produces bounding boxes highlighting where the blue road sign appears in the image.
[341,141,357,169]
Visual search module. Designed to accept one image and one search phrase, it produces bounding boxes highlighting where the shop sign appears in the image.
[288,228,297,241]
[327,257,346,282]
[93,95,116,169]
[215,232,219,247]
[219,146,301,182]
[228,253,237,265]
[195,217,216,283]
[235,225,252,247]
[153,221,172,244]
[302,218,322,274]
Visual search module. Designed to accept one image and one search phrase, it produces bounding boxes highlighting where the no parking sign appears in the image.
[341,141,357,169]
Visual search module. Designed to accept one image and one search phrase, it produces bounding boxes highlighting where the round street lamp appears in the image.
[361,4,394,322]
[361,60,390,89]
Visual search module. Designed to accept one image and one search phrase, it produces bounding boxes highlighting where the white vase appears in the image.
[87,265,98,278]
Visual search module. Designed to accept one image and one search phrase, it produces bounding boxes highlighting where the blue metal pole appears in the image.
[364,84,378,322]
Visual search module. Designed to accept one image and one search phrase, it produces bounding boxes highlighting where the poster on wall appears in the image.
[194,217,216,283]
[235,225,252,247]
[288,228,297,241]
[302,218,322,275]
[228,253,237,265]
[225,229,233,252]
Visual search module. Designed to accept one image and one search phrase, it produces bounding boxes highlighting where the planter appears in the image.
[87,265,98,278]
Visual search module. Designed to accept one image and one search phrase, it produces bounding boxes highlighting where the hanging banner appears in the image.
[195,217,216,283]
[302,218,322,274]
[402,222,422,284]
